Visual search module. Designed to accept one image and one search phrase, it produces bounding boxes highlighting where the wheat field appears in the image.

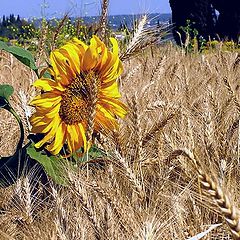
[0,39,240,239]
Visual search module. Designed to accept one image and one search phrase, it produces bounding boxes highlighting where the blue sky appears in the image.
[0,0,171,18]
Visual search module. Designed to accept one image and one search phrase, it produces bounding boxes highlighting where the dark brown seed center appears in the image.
[59,71,98,125]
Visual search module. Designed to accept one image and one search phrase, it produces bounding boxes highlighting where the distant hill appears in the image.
[81,13,172,29]
[32,13,172,30]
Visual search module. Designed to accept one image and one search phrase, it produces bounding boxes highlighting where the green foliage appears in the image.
[40,17,97,52]
[75,145,107,163]
[179,19,240,53]
[0,14,36,41]
[179,19,200,52]
[0,41,38,75]
[0,36,9,42]
[0,84,14,102]
[202,40,240,53]
[27,144,72,185]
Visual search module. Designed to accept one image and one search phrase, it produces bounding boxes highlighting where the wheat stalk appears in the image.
[86,73,98,144]
[36,19,48,66]
[51,14,69,50]
[98,0,109,42]
[223,77,240,113]
[90,181,133,234]
[131,96,143,160]
[67,173,101,240]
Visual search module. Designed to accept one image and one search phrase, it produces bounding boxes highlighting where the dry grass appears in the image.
[0,42,240,239]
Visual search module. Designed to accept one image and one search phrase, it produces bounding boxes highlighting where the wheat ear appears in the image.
[120,15,147,61]
[181,149,240,239]
[52,14,69,50]
[113,150,143,197]
[198,169,240,239]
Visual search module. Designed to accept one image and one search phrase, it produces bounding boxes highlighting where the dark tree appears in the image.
[0,14,36,40]
[9,14,15,23]
[169,0,240,44]
[212,0,240,41]
[2,15,6,27]
[169,0,216,45]
[16,15,20,23]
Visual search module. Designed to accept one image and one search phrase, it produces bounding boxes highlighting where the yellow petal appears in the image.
[30,93,62,108]
[92,36,108,70]
[78,123,87,152]
[82,38,98,71]
[110,37,119,62]
[101,57,123,83]
[33,78,65,92]
[50,51,73,85]
[95,110,118,131]
[98,97,128,118]
[72,37,88,51]
[30,115,50,128]
[34,117,61,148]
[67,124,83,153]
[31,115,61,134]
[60,43,81,75]
[99,38,120,76]
[34,104,61,118]
[99,81,121,98]
[46,122,67,155]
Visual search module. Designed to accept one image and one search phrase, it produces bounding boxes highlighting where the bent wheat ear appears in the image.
[178,149,240,239]
[198,169,240,239]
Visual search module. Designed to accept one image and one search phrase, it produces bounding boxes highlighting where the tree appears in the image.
[212,0,240,41]
[2,15,6,27]
[169,0,240,44]
[16,15,20,23]
[0,14,36,41]
[169,0,216,45]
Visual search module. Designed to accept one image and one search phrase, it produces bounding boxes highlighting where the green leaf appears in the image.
[77,145,106,162]
[7,46,38,71]
[27,144,73,185]
[42,70,52,79]
[0,41,8,50]
[0,84,14,101]
[0,41,38,73]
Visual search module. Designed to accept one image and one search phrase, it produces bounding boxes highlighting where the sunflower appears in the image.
[30,36,127,155]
